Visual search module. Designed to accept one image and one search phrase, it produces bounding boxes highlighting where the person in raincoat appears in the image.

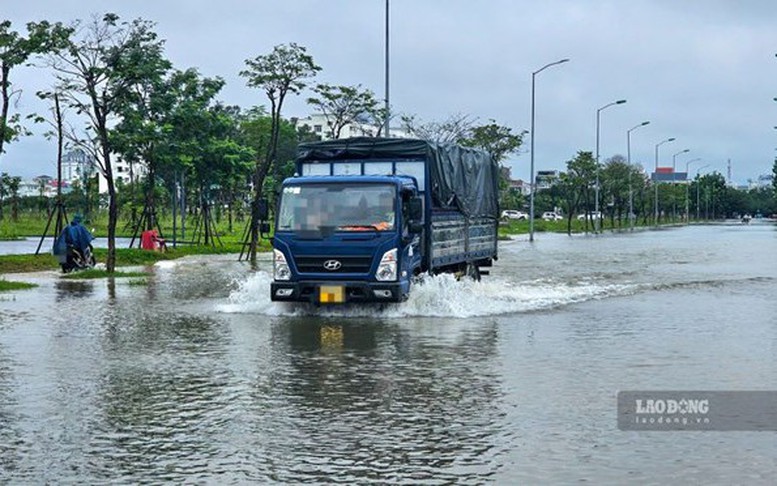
[53,215,95,271]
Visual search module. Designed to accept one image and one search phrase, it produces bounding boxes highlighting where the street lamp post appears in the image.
[529,58,569,242]
[671,149,690,221]
[595,99,627,233]
[384,0,390,137]
[695,164,710,221]
[626,121,650,230]
[653,137,676,225]
[684,158,701,223]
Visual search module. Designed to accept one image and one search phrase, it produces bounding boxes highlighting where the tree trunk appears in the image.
[248,158,271,262]
[227,187,234,233]
[146,161,156,231]
[98,121,117,273]
[0,65,10,158]
[106,176,117,273]
[249,96,283,263]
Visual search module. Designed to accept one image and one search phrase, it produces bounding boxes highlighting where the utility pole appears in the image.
[384,0,390,137]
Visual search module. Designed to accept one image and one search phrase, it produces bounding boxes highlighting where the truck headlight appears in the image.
[375,248,397,282]
[273,249,291,281]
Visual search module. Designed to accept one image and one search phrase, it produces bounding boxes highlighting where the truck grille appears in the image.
[293,255,374,274]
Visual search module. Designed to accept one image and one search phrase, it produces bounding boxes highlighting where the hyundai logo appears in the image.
[323,259,342,271]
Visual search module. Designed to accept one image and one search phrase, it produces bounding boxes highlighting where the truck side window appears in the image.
[401,192,412,235]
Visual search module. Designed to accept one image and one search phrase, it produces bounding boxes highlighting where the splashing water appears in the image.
[217,271,634,319]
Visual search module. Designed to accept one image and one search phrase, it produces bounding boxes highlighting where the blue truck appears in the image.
[270,137,500,304]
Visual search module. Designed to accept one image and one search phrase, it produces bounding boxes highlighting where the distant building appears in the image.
[535,170,560,190]
[499,166,530,195]
[61,148,96,185]
[651,167,688,183]
[97,156,144,194]
[509,178,531,196]
[18,179,43,198]
[19,175,61,198]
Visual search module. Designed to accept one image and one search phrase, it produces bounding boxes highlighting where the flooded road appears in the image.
[1,222,776,483]
[0,237,135,255]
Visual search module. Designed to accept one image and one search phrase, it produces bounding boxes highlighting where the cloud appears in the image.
[2,0,776,183]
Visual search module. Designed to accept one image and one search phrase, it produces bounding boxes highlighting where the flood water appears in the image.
[0,237,135,255]
[1,222,776,483]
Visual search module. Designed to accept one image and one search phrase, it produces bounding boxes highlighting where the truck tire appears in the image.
[465,262,481,282]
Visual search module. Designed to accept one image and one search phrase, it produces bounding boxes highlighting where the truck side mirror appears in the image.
[408,197,423,221]
[408,221,423,234]
[260,222,271,234]
[258,198,269,221]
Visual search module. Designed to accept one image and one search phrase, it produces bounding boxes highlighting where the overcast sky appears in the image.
[4,0,777,184]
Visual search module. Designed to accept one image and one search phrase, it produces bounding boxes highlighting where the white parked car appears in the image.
[501,210,528,220]
[542,211,563,221]
[576,211,603,221]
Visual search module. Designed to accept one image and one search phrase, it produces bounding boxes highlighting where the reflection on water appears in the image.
[0,223,776,482]
[55,280,94,301]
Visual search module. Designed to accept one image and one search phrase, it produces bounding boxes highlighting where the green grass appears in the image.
[62,269,150,280]
[0,210,262,242]
[127,278,149,286]
[0,279,38,291]
[497,216,669,237]
[0,213,272,275]
[0,240,271,274]
[0,254,60,273]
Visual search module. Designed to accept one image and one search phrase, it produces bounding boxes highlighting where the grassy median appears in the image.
[0,279,38,292]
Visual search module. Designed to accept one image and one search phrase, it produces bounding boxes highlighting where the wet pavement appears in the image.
[1,222,776,483]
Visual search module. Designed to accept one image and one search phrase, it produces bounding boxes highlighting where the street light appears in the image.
[529,58,569,242]
[626,121,650,230]
[695,164,710,221]
[384,0,390,137]
[671,149,690,221]
[653,137,676,225]
[672,149,690,172]
[684,158,701,223]
[595,98,627,233]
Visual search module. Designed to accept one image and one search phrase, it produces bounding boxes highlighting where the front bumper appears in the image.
[271,280,407,304]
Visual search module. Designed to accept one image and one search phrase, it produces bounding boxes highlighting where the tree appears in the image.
[190,104,254,245]
[400,112,474,143]
[111,44,172,231]
[772,158,777,202]
[459,120,526,163]
[629,166,651,225]
[600,155,630,227]
[694,172,727,220]
[0,20,70,159]
[0,172,8,220]
[306,83,379,139]
[154,69,230,240]
[6,173,20,221]
[240,43,321,262]
[561,151,596,234]
[43,13,167,272]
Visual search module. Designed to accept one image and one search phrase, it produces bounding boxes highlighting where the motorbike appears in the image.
[59,244,96,273]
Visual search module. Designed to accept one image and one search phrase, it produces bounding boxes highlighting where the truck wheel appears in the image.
[465,262,481,282]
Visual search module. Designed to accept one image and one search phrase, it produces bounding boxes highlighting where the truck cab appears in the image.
[268,137,499,305]
[271,175,424,304]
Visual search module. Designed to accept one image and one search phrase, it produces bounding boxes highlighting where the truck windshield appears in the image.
[277,184,396,232]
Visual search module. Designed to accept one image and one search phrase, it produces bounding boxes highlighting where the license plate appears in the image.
[319,285,345,304]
